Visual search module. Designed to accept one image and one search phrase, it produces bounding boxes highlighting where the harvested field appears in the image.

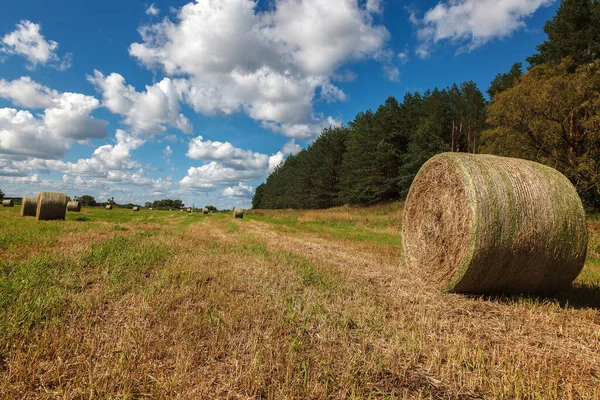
[0,204,599,399]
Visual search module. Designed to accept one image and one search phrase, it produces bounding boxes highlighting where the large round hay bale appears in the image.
[2,199,14,207]
[67,201,81,212]
[187,208,192,213]
[202,208,209,214]
[401,152,587,294]
[36,192,67,221]
[20,196,37,216]
[233,208,244,219]
[132,206,140,212]
[106,204,113,210]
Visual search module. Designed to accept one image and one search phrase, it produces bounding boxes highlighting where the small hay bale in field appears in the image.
[187,208,192,213]
[401,152,587,294]
[20,196,37,216]
[132,206,140,212]
[233,208,244,219]
[106,204,113,210]
[67,201,81,212]
[202,208,209,214]
[36,192,67,221]
[2,199,14,207]
[149,207,153,210]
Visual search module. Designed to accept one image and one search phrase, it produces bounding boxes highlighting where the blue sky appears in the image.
[0,0,559,208]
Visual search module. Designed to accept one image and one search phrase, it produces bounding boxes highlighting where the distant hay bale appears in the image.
[36,192,67,221]
[133,206,140,212]
[149,207,153,210]
[187,208,192,213]
[67,201,81,212]
[20,196,37,216]
[106,204,113,210]
[233,208,244,218]
[401,152,588,294]
[2,199,14,207]
[202,208,209,214]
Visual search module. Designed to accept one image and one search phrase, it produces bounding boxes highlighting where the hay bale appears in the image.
[202,208,209,214]
[106,204,113,210]
[187,208,192,213]
[67,201,81,212]
[36,192,67,221]
[20,196,37,216]
[149,207,153,210]
[132,206,140,212]
[401,152,587,294]
[233,208,244,219]
[2,199,14,207]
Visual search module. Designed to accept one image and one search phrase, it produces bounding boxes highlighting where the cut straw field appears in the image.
[1,204,599,399]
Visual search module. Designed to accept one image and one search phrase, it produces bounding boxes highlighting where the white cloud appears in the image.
[0,108,68,159]
[88,70,192,136]
[128,0,389,139]
[366,0,383,14]
[282,139,302,155]
[146,3,160,16]
[180,162,265,190]
[223,182,254,198]
[1,20,71,70]
[0,77,108,142]
[187,136,270,170]
[0,76,57,108]
[268,151,285,174]
[262,116,342,139]
[413,0,553,54]
[48,129,144,176]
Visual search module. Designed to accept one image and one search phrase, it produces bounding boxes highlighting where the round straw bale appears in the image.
[202,208,209,214]
[67,201,81,212]
[132,206,140,212]
[401,152,587,294]
[233,208,244,219]
[187,208,192,213]
[20,196,37,216]
[106,204,113,210]
[36,192,67,221]
[2,199,14,207]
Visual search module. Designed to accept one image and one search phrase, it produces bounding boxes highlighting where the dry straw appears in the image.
[20,196,37,216]
[401,152,588,294]
[67,201,81,212]
[202,208,209,214]
[36,192,67,221]
[106,204,113,210]
[233,208,244,219]
[132,206,140,212]
[2,199,14,207]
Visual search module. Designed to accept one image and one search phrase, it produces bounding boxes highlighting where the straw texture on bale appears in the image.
[67,201,81,212]
[106,204,113,210]
[401,152,587,294]
[132,206,140,212]
[2,199,14,207]
[202,208,209,214]
[20,196,37,216]
[233,208,244,218]
[36,192,67,221]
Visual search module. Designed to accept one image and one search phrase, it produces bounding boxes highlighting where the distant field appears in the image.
[1,204,599,399]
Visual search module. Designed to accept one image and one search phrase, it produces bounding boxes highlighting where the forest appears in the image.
[253,0,600,210]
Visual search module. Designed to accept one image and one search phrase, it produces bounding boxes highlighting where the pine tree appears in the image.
[527,0,600,68]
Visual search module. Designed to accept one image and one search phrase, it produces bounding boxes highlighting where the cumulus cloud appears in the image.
[48,129,144,176]
[282,139,302,155]
[88,70,192,135]
[223,182,254,198]
[187,136,271,170]
[146,3,160,16]
[128,0,389,139]
[0,77,108,144]
[1,20,71,70]
[181,135,287,190]
[0,108,69,159]
[413,0,553,56]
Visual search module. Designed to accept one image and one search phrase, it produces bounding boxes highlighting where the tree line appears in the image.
[253,0,600,210]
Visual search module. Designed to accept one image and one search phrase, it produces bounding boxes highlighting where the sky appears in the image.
[0,0,560,209]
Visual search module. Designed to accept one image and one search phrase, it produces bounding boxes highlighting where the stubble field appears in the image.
[1,204,599,399]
